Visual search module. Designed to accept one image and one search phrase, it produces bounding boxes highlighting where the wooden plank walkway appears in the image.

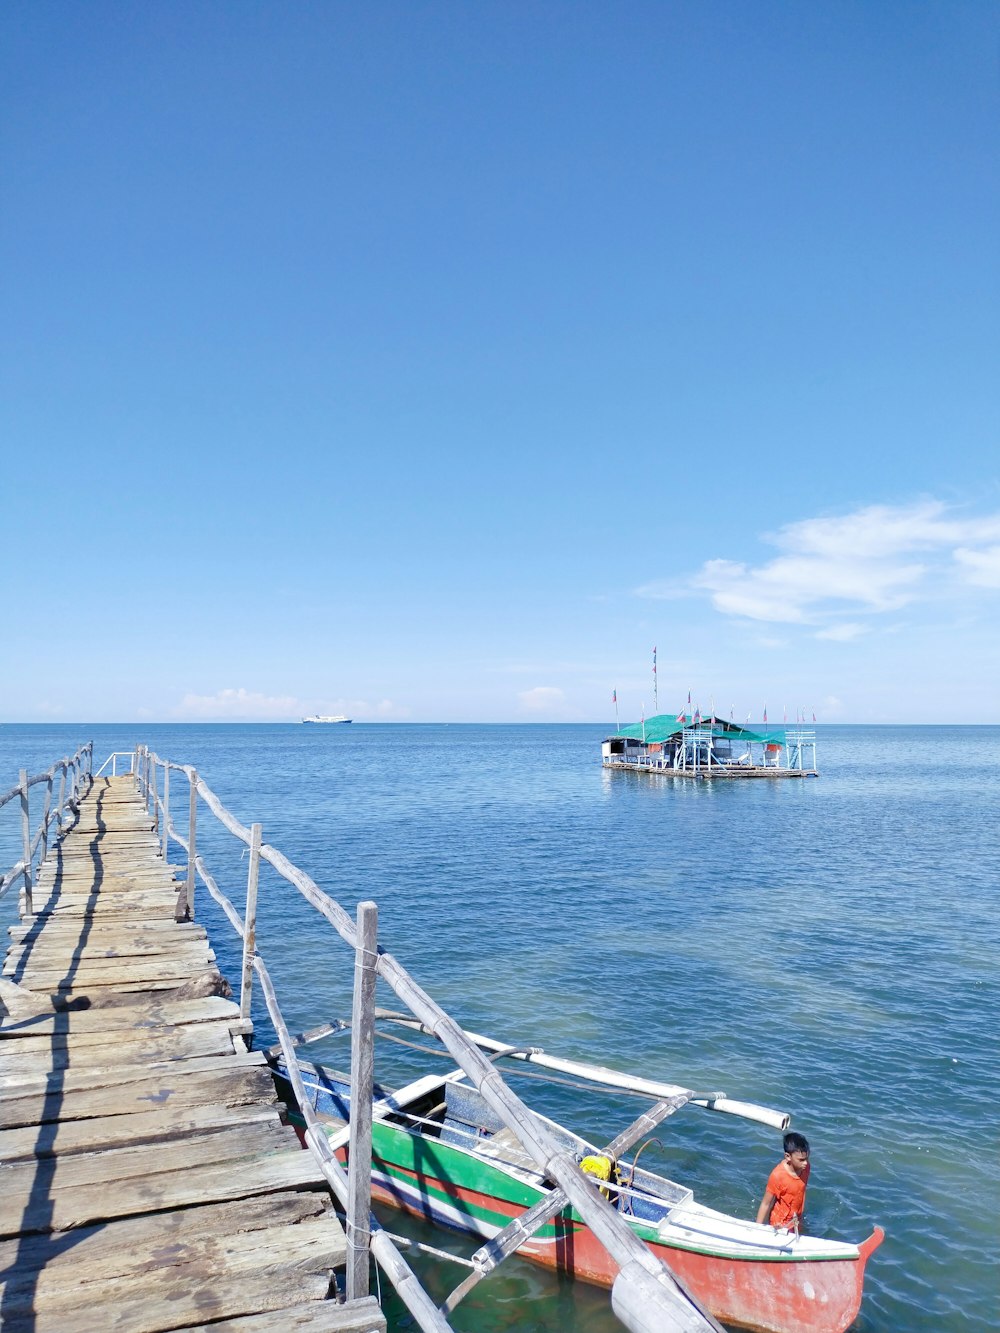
[0,775,385,1333]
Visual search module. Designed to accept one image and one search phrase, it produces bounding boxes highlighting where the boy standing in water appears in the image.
[756,1132,811,1231]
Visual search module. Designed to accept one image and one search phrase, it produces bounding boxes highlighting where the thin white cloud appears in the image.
[659,500,1000,628]
[174,688,300,720]
[954,544,1000,588]
[815,623,868,642]
[517,686,566,714]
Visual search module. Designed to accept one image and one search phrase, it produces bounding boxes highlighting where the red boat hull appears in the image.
[364,1149,883,1333]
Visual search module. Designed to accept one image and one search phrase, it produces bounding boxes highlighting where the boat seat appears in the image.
[474,1126,542,1174]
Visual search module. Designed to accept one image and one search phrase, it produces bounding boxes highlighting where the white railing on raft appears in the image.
[0,743,93,914]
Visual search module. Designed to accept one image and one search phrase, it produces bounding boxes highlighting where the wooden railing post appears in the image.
[161,764,170,859]
[40,775,53,866]
[346,900,379,1301]
[56,765,67,834]
[19,770,32,915]
[150,757,159,836]
[184,770,197,921]
[239,823,262,1024]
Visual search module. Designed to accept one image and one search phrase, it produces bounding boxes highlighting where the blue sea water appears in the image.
[1,723,997,1332]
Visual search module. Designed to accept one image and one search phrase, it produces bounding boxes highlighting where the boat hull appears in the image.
[279,1063,881,1333]
[358,1126,880,1333]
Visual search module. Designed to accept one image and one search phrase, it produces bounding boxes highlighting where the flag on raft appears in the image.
[677,706,687,724]
[763,706,768,724]
[694,707,701,724]
[612,689,617,704]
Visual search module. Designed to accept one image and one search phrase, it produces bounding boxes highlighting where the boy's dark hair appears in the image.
[784,1131,810,1154]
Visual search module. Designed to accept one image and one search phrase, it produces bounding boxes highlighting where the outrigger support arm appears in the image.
[441,1091,694,1317]
[373,1009,790,1131]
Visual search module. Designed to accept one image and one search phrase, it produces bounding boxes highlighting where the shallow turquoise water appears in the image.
[1,723,997,1331]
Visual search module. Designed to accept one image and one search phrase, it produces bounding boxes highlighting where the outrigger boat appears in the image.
[272,1019,882,1333]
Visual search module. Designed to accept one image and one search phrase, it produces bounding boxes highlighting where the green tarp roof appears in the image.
[610,713,788,746]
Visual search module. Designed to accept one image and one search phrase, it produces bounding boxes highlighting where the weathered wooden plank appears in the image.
[6,938,213,970]
[1,1119,291,1204]
[9,976,209,999]
[0,1214,344,1320]
[0,1046,264,1093]
[0,997,242,1034]
[0,993,241,1034]
[0,1097,283,1163]
[0,1022,238,1072]
[186,1297,387,1332]
[0,1189,326,1278]
[0,1272,334,1333]
[8,956,217,988]
[3,1145,325,1237]
[24,891,182,912]
[29,876,179,890]
[0,1063,277,1130]
[8,920,208,943]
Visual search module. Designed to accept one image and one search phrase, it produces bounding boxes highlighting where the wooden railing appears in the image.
[126,745,718,1333]
[0,743,93,913]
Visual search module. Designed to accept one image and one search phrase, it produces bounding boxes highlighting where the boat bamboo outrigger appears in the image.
[270,1012,881,1333]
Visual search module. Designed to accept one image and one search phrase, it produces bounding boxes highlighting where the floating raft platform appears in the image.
[603,715,818,779]
[0,775,385,1333]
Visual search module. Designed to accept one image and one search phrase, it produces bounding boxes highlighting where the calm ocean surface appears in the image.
[1,723,996,1332]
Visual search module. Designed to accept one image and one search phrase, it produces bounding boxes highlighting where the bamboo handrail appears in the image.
[252,952,454,1333]
[0,744,92,902]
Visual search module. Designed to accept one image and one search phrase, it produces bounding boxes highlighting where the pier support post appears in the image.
[150,757,159,837]
[19,770,32,916]
[346,900,378,1302]
[179,770,197,922]
[239,823,262,1025]
[40,775,53,867]
[161,765,170,859]
[56,765,66,835]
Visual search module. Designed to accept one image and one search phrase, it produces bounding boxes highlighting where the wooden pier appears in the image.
[0,774,385,1333]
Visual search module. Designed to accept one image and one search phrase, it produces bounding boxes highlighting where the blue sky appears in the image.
[2,1,998,723]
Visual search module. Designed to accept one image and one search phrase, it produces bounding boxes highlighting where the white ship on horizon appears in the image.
[301,714,352,724]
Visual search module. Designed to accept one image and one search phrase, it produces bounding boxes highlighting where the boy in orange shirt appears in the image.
[756,1132,811,1231]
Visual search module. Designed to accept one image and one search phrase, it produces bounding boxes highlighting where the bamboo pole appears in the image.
[183,769,197,922]
[239,823,262,1025]
[374,1012,788,1130]
[251,956,454,1333]
[443,1092,693,1314]
[347,901,378,1301]
[150,755,159,835]
[56,765,66,835]
[374,961,721,1333]
[19,770,32,916]
[39,775,53,866]
[161,764,170,859]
